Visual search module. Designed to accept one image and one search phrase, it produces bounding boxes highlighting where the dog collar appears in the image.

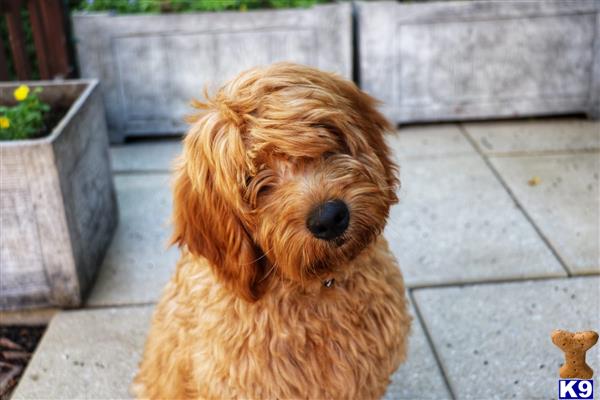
[323,278,335,288]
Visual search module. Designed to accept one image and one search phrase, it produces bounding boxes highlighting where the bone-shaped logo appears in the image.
[551,330,598,379]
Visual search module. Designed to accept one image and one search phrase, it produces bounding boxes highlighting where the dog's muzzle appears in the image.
[306,199,349,240]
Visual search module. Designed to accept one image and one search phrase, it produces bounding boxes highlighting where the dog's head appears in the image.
[172,63,398,302]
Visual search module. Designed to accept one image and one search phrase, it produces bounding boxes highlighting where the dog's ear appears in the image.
[171,106,264,302]
[354,89,400,204]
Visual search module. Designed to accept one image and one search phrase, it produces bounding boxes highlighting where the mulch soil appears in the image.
[0,326,46,399]
[36,106,69,139]
[0,103,68,141]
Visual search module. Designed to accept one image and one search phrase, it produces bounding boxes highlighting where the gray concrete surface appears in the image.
[11,302,451,400]
[386,124,476,159]
[491,153,600,275]
[12,306,153,400]
[413,277,600,399]
[463,118,600,155]
[385,154,565,287]
[110,140,182,172]
[385,302,452,399]
[12,118,600,399]
[86,174,178,306]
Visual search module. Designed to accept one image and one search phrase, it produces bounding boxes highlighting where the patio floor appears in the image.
[11,118,600,399]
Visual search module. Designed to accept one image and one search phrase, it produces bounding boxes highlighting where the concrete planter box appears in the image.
[357,0,600,124]
[0,80,118,311]
[73,4,352,143]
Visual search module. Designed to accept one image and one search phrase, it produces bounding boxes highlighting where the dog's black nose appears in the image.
[307,200,349,240]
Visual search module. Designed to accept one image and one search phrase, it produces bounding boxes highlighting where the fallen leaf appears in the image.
[528,176,541,186]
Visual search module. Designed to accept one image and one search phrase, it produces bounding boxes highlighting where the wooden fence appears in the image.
[0,0,72,81]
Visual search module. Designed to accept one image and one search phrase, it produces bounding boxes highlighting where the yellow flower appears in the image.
[14,85,30,101]
[0,116,10,129]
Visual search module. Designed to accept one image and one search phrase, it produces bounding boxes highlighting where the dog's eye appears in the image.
[257,184,272,196]
[248,169,276,201]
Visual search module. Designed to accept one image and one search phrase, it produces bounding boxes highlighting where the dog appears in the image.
[133,63,411,399]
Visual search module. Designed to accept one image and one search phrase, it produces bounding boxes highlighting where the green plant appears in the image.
[0,85,50,140]
[76,0,330,13]
[78,0,161,13]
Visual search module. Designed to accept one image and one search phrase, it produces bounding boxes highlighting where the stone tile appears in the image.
[12,302,446,399]
[463,118,600,155]
[384,155,565,287]
[384,301,451,399]
[12,306,153,400]
[491,153,600,275]
[86,174,178,306]
[413,277,600,400]
[386,124,475,160]
[110,140,182,172]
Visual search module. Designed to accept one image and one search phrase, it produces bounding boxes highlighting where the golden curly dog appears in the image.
[133,63,411,399]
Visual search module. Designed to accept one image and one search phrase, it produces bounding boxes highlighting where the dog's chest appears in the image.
[192,260,410,399]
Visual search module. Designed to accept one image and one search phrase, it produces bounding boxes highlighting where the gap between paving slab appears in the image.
[490,153,600,275]
[387,124,477,159]
[13,298,450,399]
[110,140,182,173]
[413,276,600,400]
[0,308,58,326]
[459,124,574,278]
[384,154,565,287]
[385,300,452,399]
[86,174,178,307]
[462,118,600,155]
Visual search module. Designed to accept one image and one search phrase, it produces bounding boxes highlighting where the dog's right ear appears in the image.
[170,107,264,302]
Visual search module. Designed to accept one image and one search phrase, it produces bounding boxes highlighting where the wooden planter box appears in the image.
[0,80,118,311]
[357,0,600,124]
[72,4,352,143]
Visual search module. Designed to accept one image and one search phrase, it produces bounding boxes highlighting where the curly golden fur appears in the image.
[133,63,411,399]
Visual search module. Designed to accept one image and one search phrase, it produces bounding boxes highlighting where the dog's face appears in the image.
[172,63,398,301]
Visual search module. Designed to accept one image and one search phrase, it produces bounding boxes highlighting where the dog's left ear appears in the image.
[171,106,264,302]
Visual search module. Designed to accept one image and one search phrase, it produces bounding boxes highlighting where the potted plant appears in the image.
[71,0,352,143]
[0,80,118,311]
[357,0,600,124]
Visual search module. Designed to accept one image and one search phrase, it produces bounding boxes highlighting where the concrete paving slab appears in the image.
[384,155,566,287]
[86,174,178,306]
[385,301,451,399]
[463,118,600,155]
[12,306,153,400]
[386,124,475,160]
[413,277,600,400]
[491,153,600,275]
[12,302,447,399]
[110,140,182,172]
